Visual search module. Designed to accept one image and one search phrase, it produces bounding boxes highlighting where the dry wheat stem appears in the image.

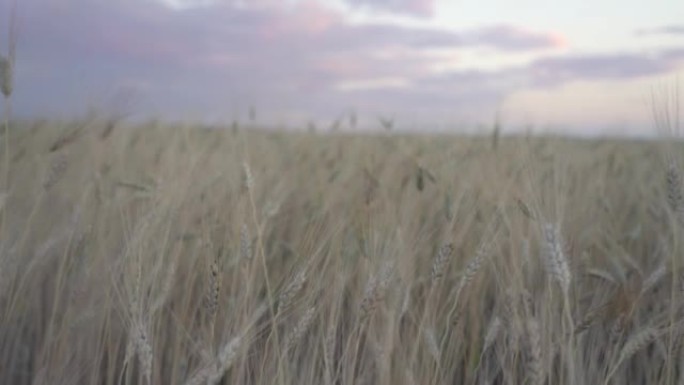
[184,336,242,385]
[430,243,454,285]
[423,326,441,361]
[278,268,307,316]
[452,237,493,306]
[204,253,221,318]
[283,306,316,355]
[0,3,16,237]
[359,261,394,321]
[526,317,544,385]
[483,316,502,354]
[324,321,337,382]
[240,223,252,261]
[43,154,68,191]
[642,262,668,294]
[604,327,661,384]
[666,161,684,225]
[0,55,11,99]
[542,222,571,294]
[208,336,243,385]
[129,319,153,384]
[150,253,178,315]
[243,162,254,192]
[575,304,607,335]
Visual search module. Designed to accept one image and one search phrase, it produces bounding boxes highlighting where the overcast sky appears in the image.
[1,0,683,135]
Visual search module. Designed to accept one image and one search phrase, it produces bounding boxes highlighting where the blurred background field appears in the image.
[2,0,684,383]
[1,119,683,384]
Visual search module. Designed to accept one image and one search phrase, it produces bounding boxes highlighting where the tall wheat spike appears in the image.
[278,268,307,315]
[0,55,11,99]
[604,327,661,384]
[43,154,68,191]
[132,320,153,384]
[453,239,491,302]
[204,253,221,318]
[542,222,571,294]
[483,316,502,353]
[430,243,454,284]
[240,223,252,261]
[1,0,17,239]
[283,306,317,354]
[526,317,544,385]
[666,161,684,225]
[360,261,394,321]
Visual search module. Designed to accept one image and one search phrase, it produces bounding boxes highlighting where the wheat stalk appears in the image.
[483,316,502,353]
[127,318,153,384]
[575,304,606,335]
[43,153,68,191]
[430,243,454,285]
[666,161,684,225]
[423,326,441,361]
[240,223,252,261]
[0,2,17,240]
[150,253,178,315]
[0,191,7,213]
[605,327,661,384]
[0,54,11,99]
[243,161,254,192]
[184,336,243,385]
[542,222,571,294]
[204,252,221,318]
[526,317,544,385]
[0,2,14,99]
[642,262,667,294]
[619,327,660,363]
[453,239,492,302]
[278,267,307,316]
[359,261,394,321]
[283,306,316,355]
[207,336,242,384]
[400,285,411,318]
[324,320,337,381]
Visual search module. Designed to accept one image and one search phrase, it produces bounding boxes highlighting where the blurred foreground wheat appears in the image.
[0,120,682,385]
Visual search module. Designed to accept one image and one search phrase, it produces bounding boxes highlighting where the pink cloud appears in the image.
[405,0,435,17]
[314,55,365,77]
[466,25,569,51]
[345,0,436,18]
[636,25,684,36]
[9,0,676,131]
[258,1,343,38]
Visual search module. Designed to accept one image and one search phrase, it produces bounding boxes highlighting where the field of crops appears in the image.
[0,120,682,384]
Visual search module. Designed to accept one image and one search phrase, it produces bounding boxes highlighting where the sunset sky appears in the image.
[2,0,683,135]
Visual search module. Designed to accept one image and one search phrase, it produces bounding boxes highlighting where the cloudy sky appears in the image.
[1,0,683,135]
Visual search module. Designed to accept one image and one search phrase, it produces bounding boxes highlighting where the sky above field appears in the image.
[1,0,683,135]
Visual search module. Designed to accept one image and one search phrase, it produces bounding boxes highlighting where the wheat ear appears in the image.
[666,161,684,225]
[542,222,571,294]
[359,262,394,321]
[430,243,454,285]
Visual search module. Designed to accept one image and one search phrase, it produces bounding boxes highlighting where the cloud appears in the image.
[637,25,684,36]
[154,0,220,11]
[344,0,436,18]
[663,48,684,61]
[8,0,565,82]
[464,25,568,51]
[527,52,677,87]
[3,0,681,130]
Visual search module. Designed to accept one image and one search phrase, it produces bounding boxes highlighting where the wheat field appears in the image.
[0,118,683,385]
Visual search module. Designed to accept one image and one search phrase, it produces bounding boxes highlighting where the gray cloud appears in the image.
[637,25,684,36]
[344,0,435,18]
[1,0,681,129]
[527,52,677,87]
